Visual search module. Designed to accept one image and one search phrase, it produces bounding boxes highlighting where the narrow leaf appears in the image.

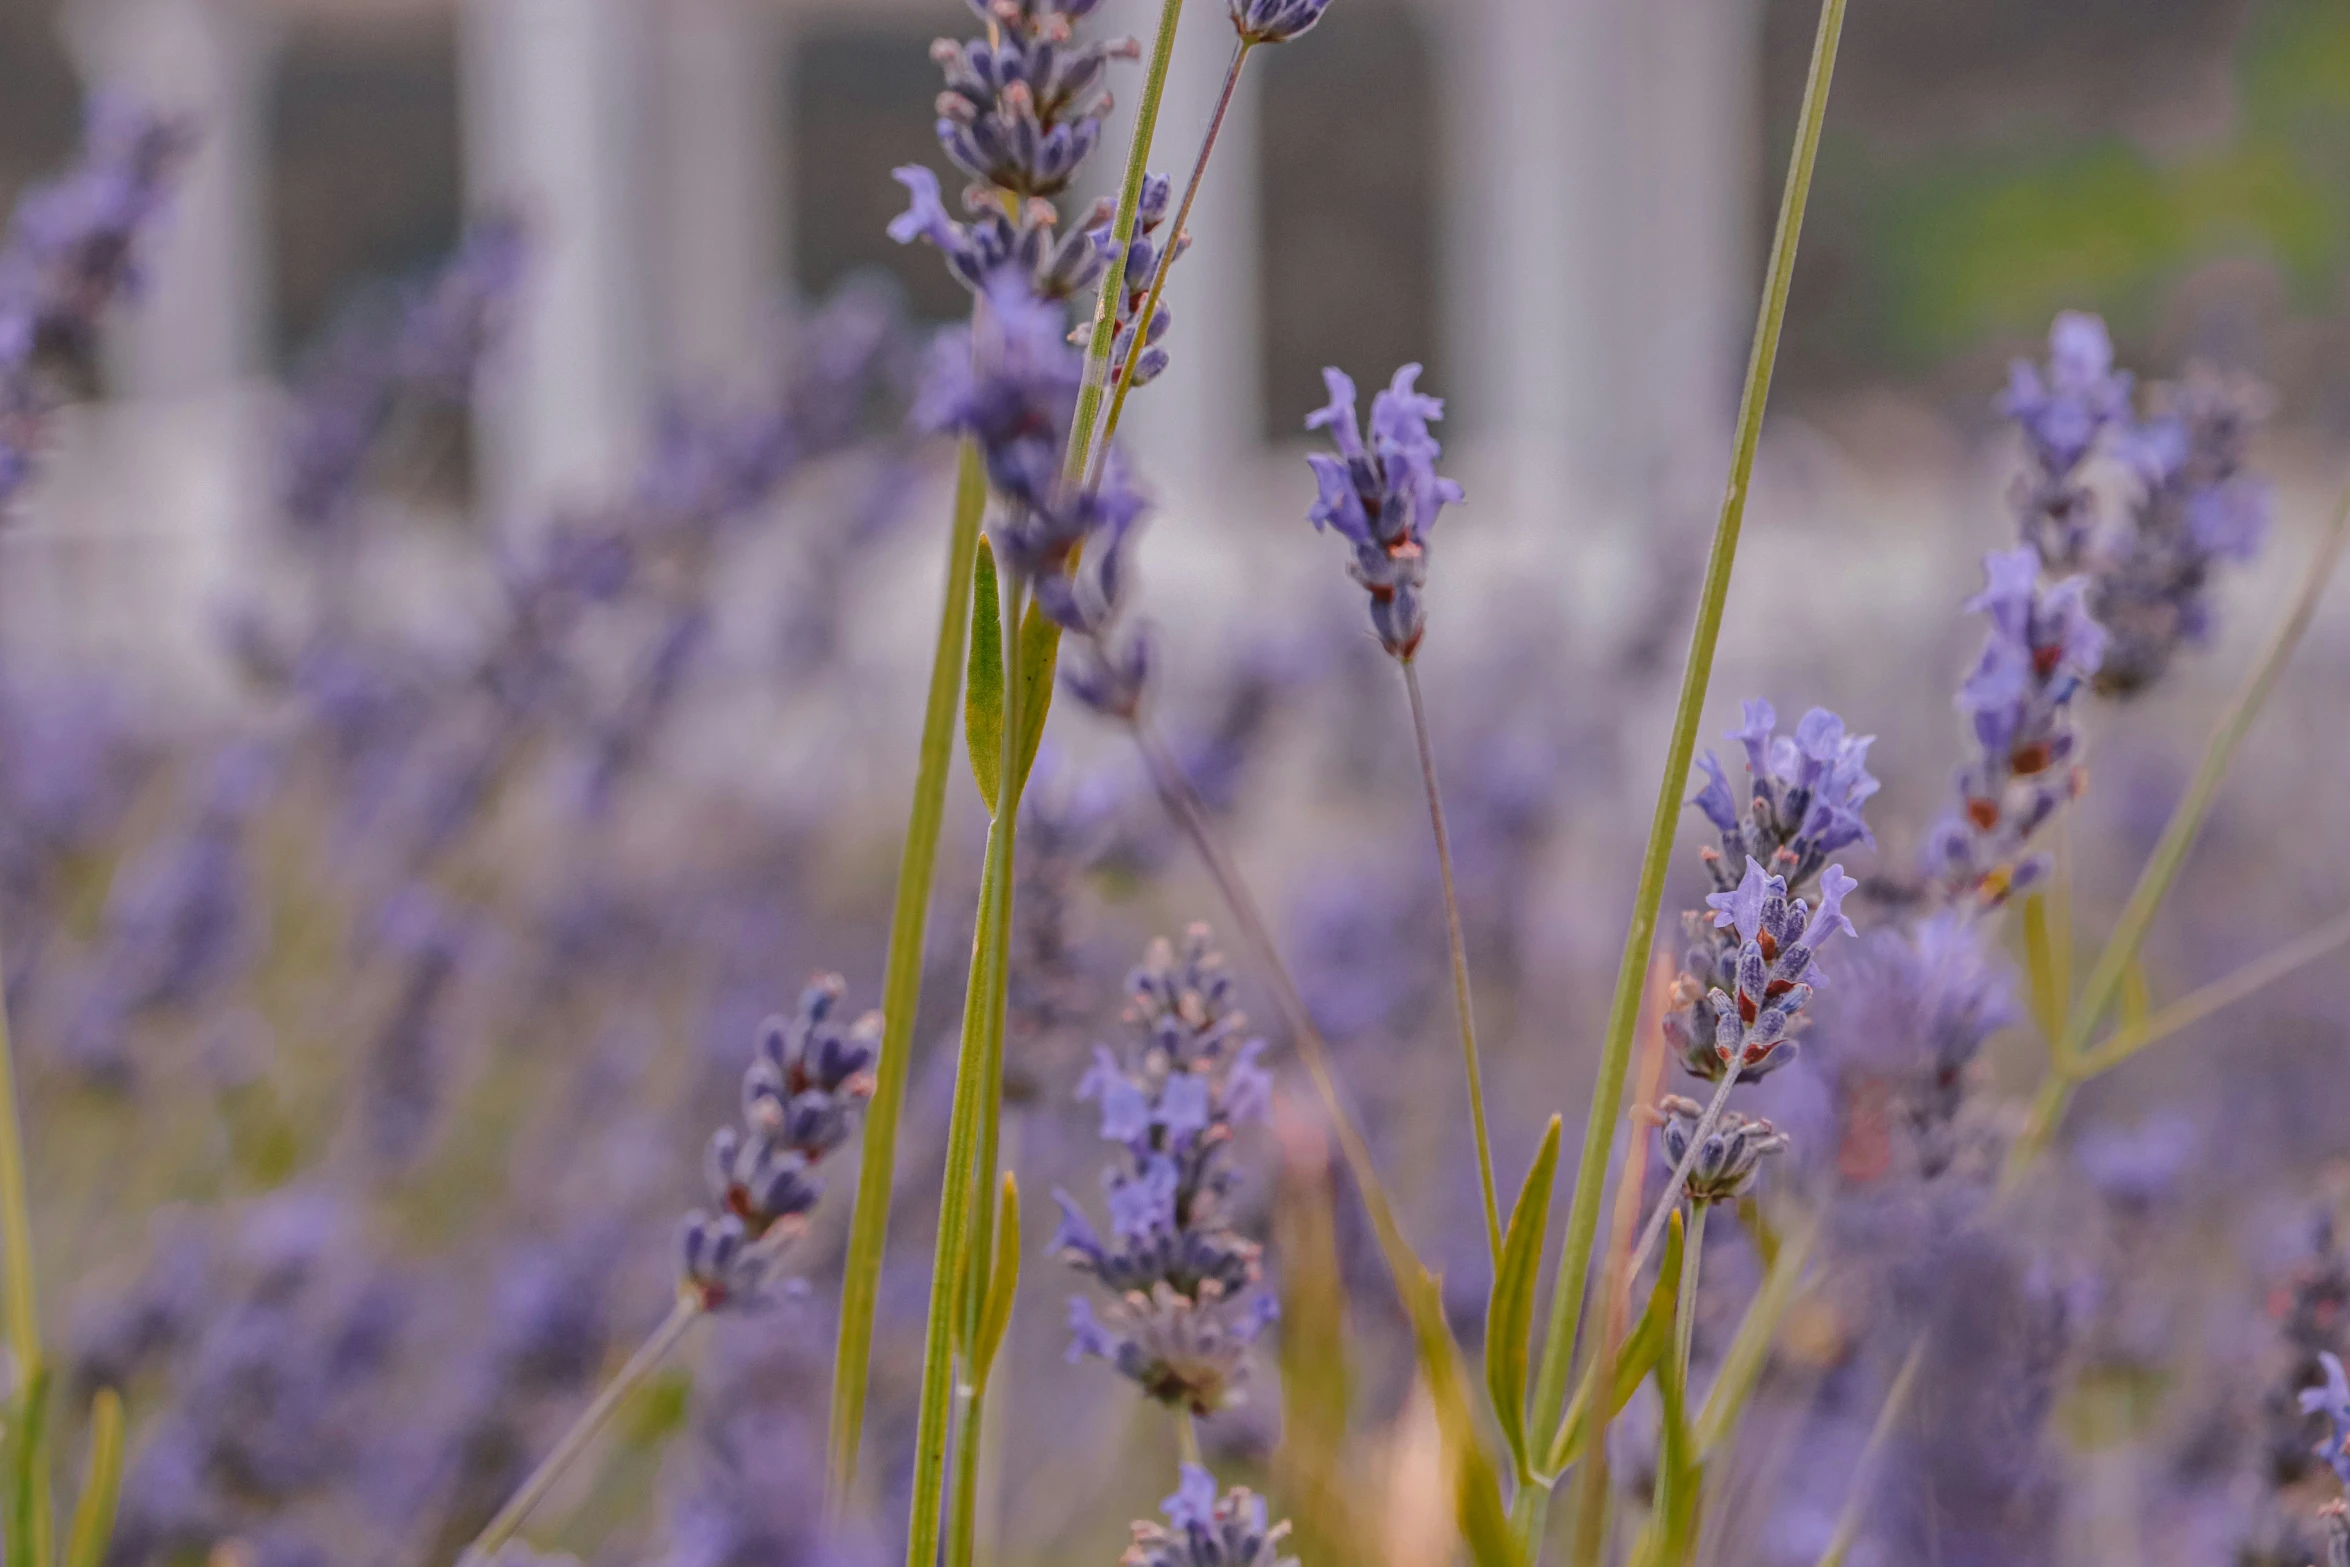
[1406,1272,1521,1567]
[964,539,1005,815]
[1543,1211,1685,1477]
[2022,894,2062,1049]
[63,1388,123,1567]
[2120,958,2151,1034]
[1485,1117,1561,1482]
[827,435,985,1512]
[1012,600,1057,797]
[8,1369,48,1567]
[974,1175,1021,1383]
[1735,1196,1779,1273]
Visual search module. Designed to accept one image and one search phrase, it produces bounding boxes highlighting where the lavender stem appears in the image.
[1623,1071,1737,1291]
[1402,656,1504,1264]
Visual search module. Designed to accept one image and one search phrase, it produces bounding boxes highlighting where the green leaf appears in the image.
[964,539,1005,816]
[1404,1271,1521,1567]
[62,1388,123,1567]
[2022,894,2063,1049]
[827,436,986,1510]
[1012,600,1057,797]
[8,1369,48,1567]
[1485,1117,1561,1483]
[974,1175,1021,1383]
[1542,1210,1684,1478]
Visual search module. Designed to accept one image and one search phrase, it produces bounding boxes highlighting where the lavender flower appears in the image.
[928,1,1138,202]
[1925,547,2106,903]
[2091,366,2276,694]
[1303,364,1463,659]
[680,978,880,1309]
[1106,172,1186,390]
[918,276,1149,631]
[1649,1094,1789,1204]
[887,163,1115,302]
[1665,857,1855,1084]
[1053,926,1278,1414]
[2307,1353,2350,1488]
[2001,311,2133,571]
[0,97,192,505]
[1230,0,1334,44]
[1121,1465,1297,1567]
[1688,699,1878,897]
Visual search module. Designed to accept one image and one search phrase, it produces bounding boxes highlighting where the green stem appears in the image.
[1625,1072,1737,1291]
[0,936,49,1567]
[2075,906,2350,1078]
[945,1383,989,1567]
[1175,1409,1202,1469]
[1526,0,1849,1491]
[461,1298,702,1566]
[1812,1340,1925,1567]
[828,441,988,1514]
[1086,37,1254,483]
[1403,657,1503,1264]
[1672,1205,1705,1385]
[2005,475,2350,1186]
[1065,0,1188,486]
[916,571,1029,1567]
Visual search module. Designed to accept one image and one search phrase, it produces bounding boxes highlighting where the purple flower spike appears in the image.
[1056,927,1275,1412]
[1302,362,1462,659]
[1687,698,1876,898]
[1230,0,1333,43]
[1124,1462,1296,1566]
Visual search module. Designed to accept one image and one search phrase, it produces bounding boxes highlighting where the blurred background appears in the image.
[7,0,2350,684]
[3,3,2350,1564]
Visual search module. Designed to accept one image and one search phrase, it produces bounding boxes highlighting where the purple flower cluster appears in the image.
[1230,0,1335,44]
[1689,700,1878,895]
[0,97,191,505]
[1303,364,1463,659]
[930,0,1136,202]
[1648,1093,1788,1204]
[1666,702,1869,1089]
[1121,1465,1297,1566]
[2001,311,2277,697]
[918,277,1149,632]
[681,978,880,1309]
[1053,926,1278,1415]
[1925,548,2107,903]
[887,163,1114,303]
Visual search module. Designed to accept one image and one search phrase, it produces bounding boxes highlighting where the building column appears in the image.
[652,0,786,387]
[1443,0,1759,523]
[46,0,277,690]
[1093,1,1262,509]
[462,0,654,521]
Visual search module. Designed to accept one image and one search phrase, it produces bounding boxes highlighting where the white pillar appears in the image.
[63,0,274,396]
[652,0,785,386]
[43,0,276,693]
[1443,0,1759,522]
[1094,2,1262,508]
[463,0,653,520]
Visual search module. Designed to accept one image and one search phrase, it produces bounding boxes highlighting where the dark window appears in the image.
[267,15,463,363]
[1257,0,1444,437]
[788,24,970,321]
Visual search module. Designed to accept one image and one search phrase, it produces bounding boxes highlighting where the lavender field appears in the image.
[0,1,2348,1565]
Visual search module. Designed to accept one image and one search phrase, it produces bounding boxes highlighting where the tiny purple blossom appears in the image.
[1302,363,1463,659]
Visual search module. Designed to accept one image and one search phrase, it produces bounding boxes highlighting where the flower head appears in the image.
[1649,1094,1790,1204]
[1121,1464,1298,1566]
[927,8,1137,201]
[1303,364,1463,659]
[681,978,880,1309]
[1688,699,1877,897]
[886,164,1116,302]
[1666,859,1855,1084]
[2304,1352,2350,1487]
[1229,0,1333,44]
[1930,548,2105,903]
[1055,927,1276,1411]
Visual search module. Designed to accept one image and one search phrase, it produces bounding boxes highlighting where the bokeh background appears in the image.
[2,2,2349,1565]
